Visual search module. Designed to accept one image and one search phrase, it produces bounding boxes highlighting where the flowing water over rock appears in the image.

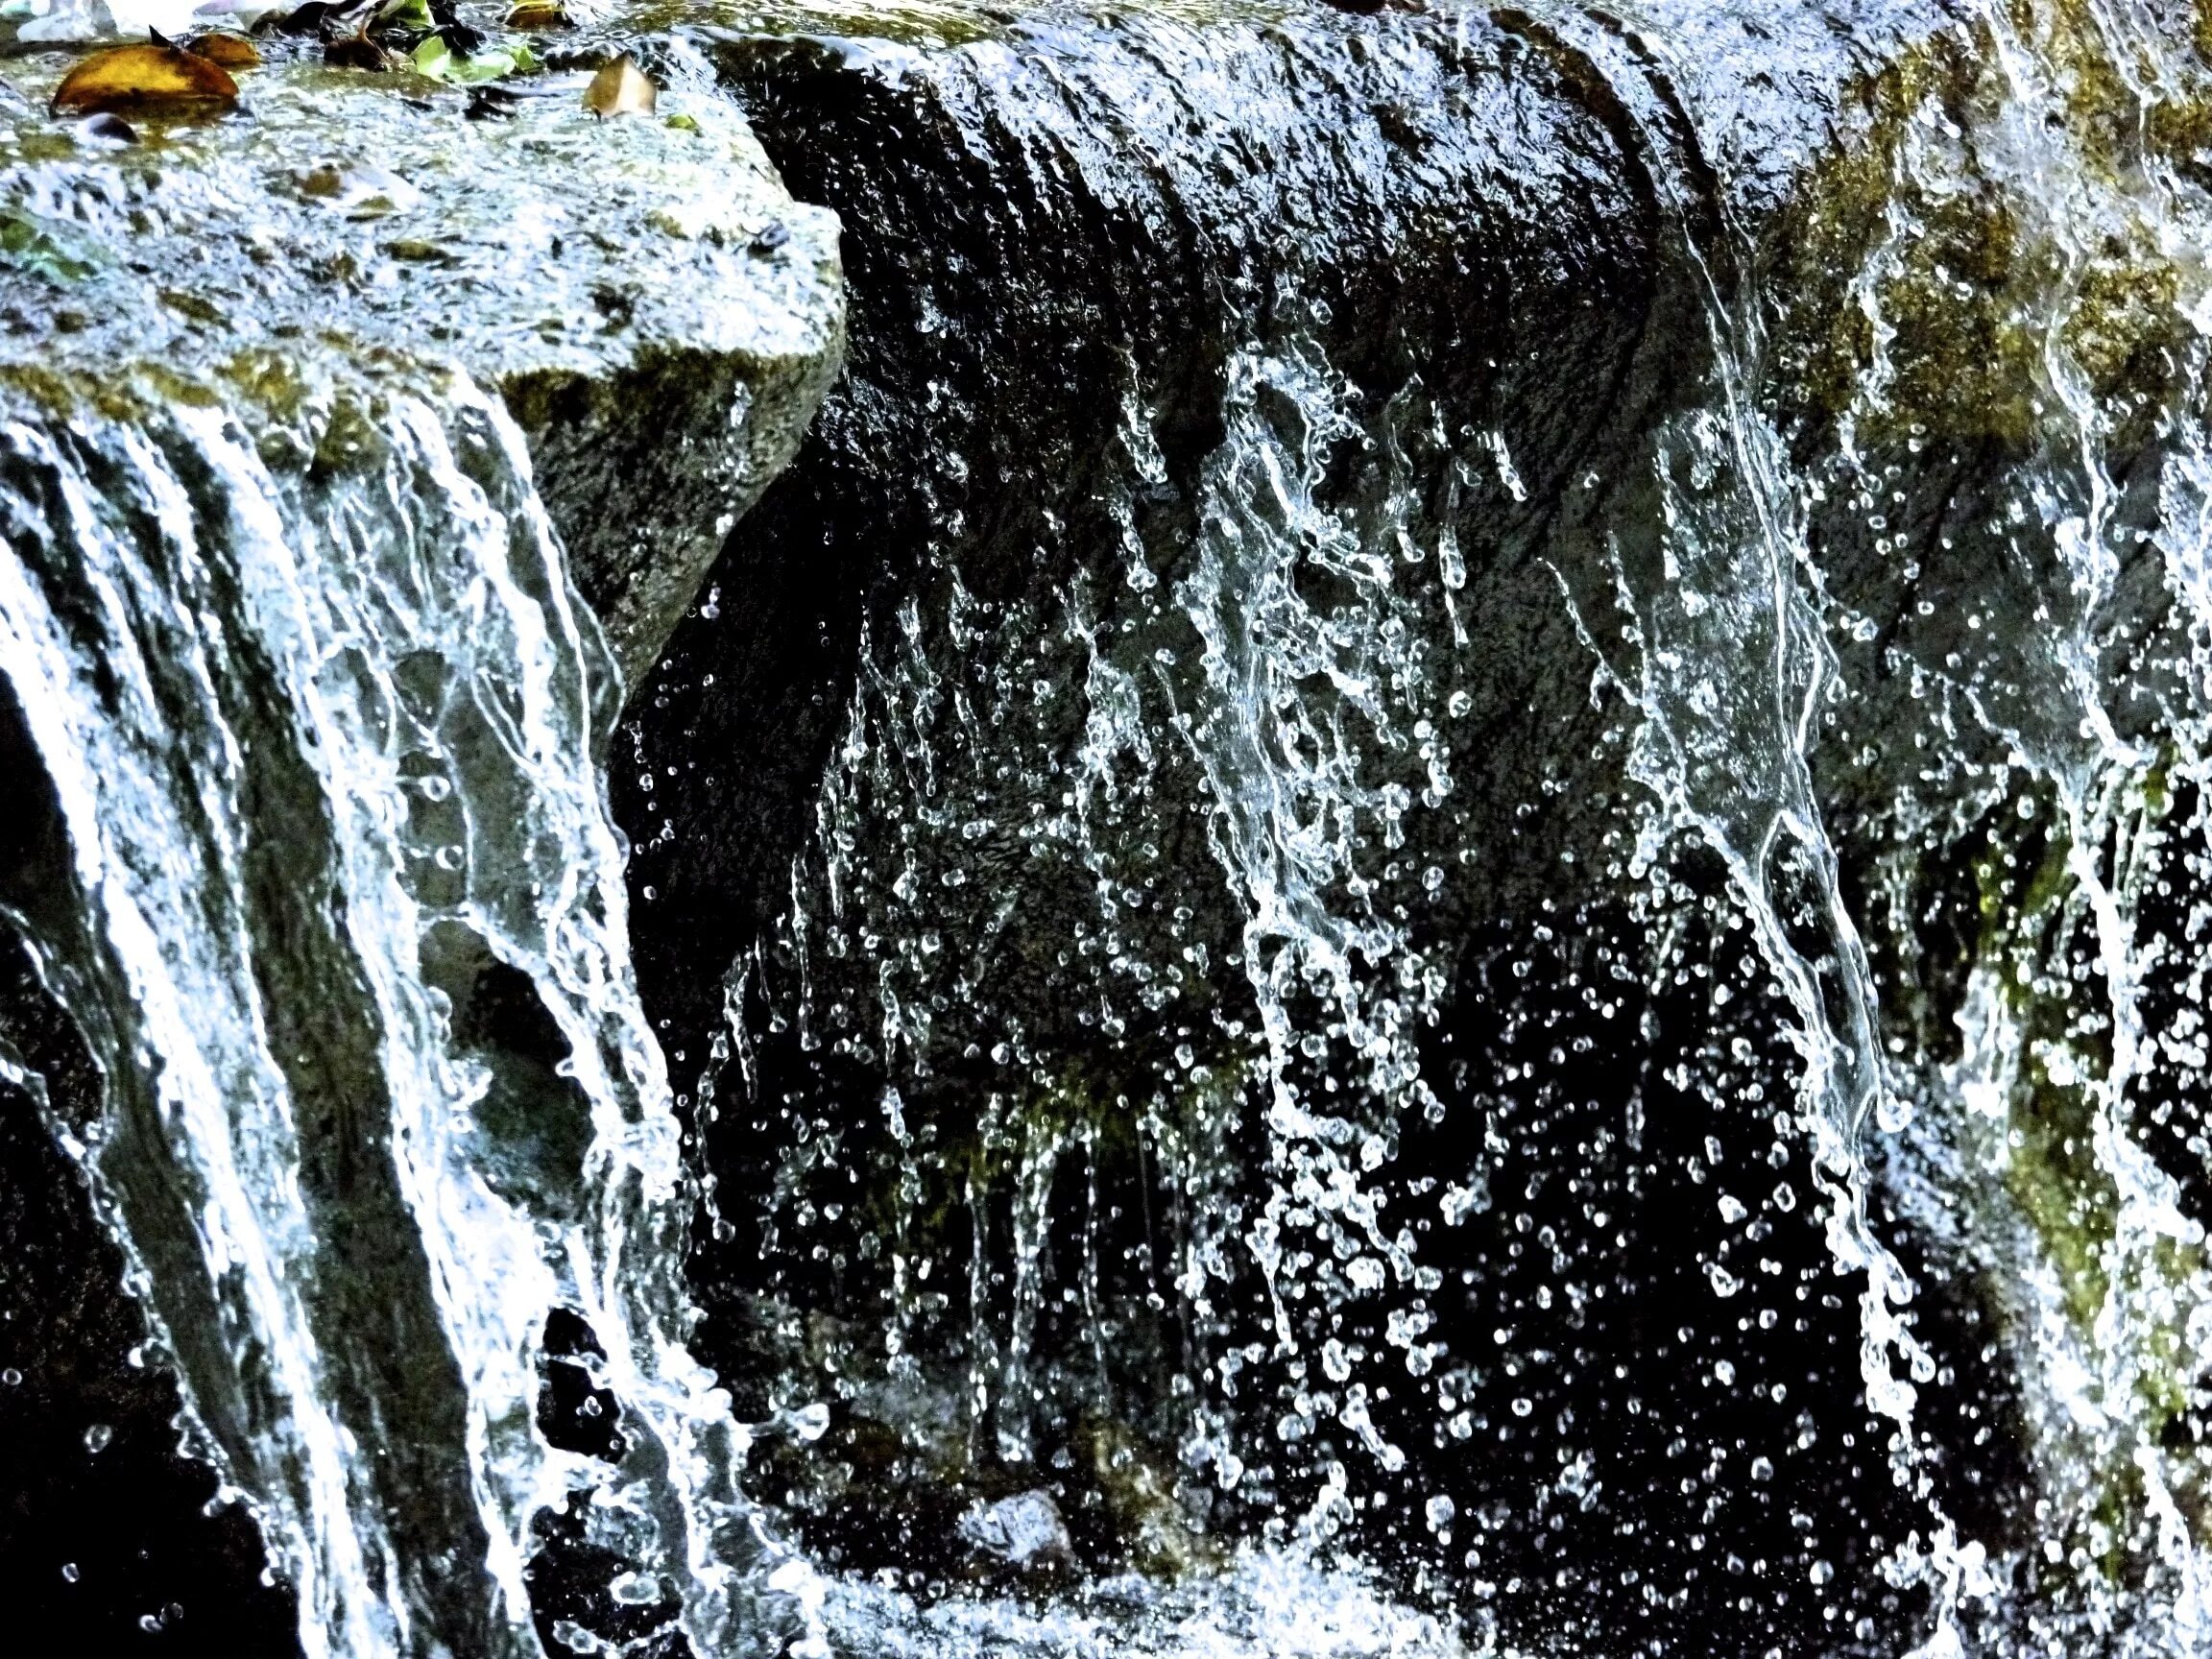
[0,36,841,1657]
[14,1,2212,1656]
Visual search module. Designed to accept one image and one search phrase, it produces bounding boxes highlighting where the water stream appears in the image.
[14,1,2212,1656]
[0,359,785,1657]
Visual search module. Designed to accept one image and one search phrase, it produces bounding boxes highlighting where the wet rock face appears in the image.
[618,0,1666,1575]
[622,2,1657,1059]
[611,0,2212,1651]
[8,2,2212,1655]
[0,39,842,681]
[607,0,2014,1640]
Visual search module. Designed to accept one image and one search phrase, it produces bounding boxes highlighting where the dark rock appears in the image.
[607,1,2135,1651]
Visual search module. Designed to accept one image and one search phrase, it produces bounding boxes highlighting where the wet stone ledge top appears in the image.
[593,0,1297,47]
[0,20,844,674]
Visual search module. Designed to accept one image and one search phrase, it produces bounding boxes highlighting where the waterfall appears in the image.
[620,0,2212,1652]
[0,357,784,1657]
[21,0,2212,1655]
[1555,0,2212,1648]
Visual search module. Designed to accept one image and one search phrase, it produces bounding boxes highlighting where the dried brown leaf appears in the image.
[583,54,655,118]
[50,43,239,117]
[186,33,261,68]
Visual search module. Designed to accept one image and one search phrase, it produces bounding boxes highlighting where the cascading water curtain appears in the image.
[1587,0,2212,1648]
[0,361,801,1659]
[725,5,2212,1644]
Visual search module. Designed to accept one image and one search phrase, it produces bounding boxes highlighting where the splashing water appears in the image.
[1576,0,2212,1648]
[671,2,2212,1652]
[30,1,2212,1654]
[0,358,783,1658]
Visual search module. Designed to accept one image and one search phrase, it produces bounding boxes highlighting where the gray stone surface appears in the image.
[0,36,844,680]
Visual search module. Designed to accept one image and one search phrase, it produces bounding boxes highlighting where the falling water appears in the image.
[1570,0,2212,1648]
[653,0,2212,1653]
[0,356,785,1657]
[25,0,2212,1655]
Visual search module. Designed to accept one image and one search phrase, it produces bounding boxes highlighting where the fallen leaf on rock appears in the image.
[186,33,261,67]
[411,35,536,85]
[51,42,239,118]
[505,1,568,26]
[583,54,654,118]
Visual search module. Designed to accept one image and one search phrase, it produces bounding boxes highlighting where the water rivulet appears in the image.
[16,1,2212,1656]
[0,47,842,1659]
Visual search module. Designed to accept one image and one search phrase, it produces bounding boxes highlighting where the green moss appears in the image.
[1966,763,2212,1561]
[2003,1048,2116,1333]
[0,209,97,286]
[1974,807,2120,1332]
[1768,4,2201,453]
[1767,29,2039,446]
[614,0,1297,51]
[1078,1411,1220,1578]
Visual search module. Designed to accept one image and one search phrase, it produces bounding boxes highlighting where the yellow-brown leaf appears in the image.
[505,2,569,28]
[51,43,239,117]
[185,34,261,69]
[583,54,655,118]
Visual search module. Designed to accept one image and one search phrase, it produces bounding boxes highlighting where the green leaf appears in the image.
[409,35,454,79]
[410,35,538,85]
